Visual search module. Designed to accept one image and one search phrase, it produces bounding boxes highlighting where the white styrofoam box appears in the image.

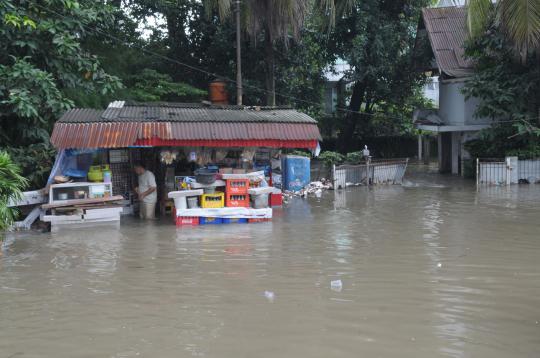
[247,187,274,195]
[42,214,83,223]
[84,207,123,220]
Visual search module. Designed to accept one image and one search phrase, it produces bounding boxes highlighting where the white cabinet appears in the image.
[49,182,113,205]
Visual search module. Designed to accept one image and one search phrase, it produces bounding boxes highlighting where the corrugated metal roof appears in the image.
[58,103,318,124]
[51,122,322,149]
[51,102,321,149]
[422,6,474,78]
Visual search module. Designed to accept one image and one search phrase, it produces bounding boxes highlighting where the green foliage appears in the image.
[0,151,28,230]
[463,28,540,126]
[203,0,308,43]
[329,0,432,151]
[318,151,345,166]
[466,0,493,39]
[463,23,540,158]
[125,69,207,102]
[5,143,56,189]
[275,26,331,115]
[466,0,540,58]
[289,150,311,157]
[0,58,72,143]
[0,0,123,188]
[464,124,540,159]
[345,151,364,164]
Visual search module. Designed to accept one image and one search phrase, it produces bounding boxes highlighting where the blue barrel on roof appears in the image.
[281,155,310,191]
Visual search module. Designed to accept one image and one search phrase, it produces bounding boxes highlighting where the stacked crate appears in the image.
[225,179,250,207]
[201,192,224,208]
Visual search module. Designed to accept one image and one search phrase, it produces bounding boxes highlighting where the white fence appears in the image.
[333,159,409,189]
[477,157,540,187]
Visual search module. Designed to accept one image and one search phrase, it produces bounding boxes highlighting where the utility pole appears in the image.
[235,0,243,106]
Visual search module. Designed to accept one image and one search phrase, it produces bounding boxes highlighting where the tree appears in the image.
[462,21,540,158]
[329,0,431,151]
[203,0,310,106]
[124,69,207,102]
[0,151,27,230]
[0,0,123,188]
[128,0,328,109]
[466,0,540,59]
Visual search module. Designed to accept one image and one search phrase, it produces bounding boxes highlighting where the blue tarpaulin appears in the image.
[47,149,102,184]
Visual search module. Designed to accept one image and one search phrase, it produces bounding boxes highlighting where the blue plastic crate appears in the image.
[199,217,223,225]
[222,218,248,224]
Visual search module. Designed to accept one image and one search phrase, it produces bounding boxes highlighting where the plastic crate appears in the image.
[201,192,224,208]
[222,218,248,224]
[248,218,271,223]
[226,179,250,194]
[200,217,223,225]
[269,193,283,207]
[225,193,250,207]
[175,216,199,226]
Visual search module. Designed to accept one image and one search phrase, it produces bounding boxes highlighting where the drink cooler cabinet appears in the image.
[281,155,310,191]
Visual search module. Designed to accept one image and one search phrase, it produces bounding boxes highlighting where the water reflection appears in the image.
[1,170,540,357]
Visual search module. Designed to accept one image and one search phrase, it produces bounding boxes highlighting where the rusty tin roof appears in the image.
[421,6,474,78]
[51,103,322,149]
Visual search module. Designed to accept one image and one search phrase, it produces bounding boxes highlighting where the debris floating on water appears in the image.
[264,291,275,302]
[330,280,343,292]
[437,262,442,268]
[283,179,333,200]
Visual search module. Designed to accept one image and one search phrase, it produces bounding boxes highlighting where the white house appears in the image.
[323,59,350,114]
[414,6,493,174]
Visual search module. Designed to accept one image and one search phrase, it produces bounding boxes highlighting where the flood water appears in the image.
[2,166,540,358]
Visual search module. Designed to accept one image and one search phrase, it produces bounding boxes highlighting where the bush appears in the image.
[318,151,345,166]
[345,151,364,164]
[0,151,28,230]
[289,150,311,157]
[6,143,56,189]
[465,124,540,160]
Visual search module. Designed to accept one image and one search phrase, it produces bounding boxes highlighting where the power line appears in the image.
[30,1,402,119]
[28,2,540,127]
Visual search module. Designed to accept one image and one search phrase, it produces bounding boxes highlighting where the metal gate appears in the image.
[477,157,540,187]
[333,158,409,189]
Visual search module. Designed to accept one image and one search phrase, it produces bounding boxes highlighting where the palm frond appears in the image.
[202,0,232,20]
[498,0,540,55]
[0,151,28,230]
[466,0,494,38]
[242,0,308,44]
[317,0,355,29]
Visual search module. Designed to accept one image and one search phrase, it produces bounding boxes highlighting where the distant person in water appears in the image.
[133,162,157,219]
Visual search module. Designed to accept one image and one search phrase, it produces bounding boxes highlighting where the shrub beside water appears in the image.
[0,151,28,230]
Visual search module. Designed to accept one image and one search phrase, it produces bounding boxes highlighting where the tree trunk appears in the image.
[264,31,276,107]
[166,12,189,82]
[338,81,366,152]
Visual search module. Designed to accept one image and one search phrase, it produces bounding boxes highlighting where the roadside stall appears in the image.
[47,101,320,227]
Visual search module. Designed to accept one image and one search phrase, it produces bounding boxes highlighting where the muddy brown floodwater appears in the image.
[1,167,540,358]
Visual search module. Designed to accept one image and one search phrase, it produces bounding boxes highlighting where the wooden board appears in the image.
[8,189,47,207]
[42,196,124,210]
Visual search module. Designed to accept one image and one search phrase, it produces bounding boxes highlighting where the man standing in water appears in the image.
[133,162,157,219]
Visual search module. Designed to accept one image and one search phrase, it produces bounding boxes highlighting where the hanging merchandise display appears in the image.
[160,150,179,165]
[240,147,257,166]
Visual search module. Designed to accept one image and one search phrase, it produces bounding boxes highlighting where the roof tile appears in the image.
[422,6,474,78]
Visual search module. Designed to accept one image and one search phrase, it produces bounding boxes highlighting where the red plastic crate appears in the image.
[269,193,283,207]
[175,216,199,226]
[226,179,249,194]
[248,218,271,223]
[226,193,250,207]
